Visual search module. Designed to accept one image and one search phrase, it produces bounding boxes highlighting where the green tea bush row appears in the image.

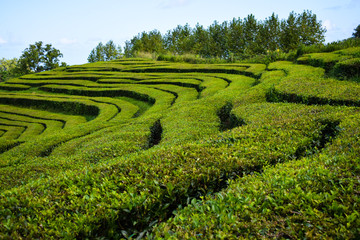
[297,52,349,72]
[0,104,86,129]
[147,85,198,104]
[160,75,255,145]
[40,84,157,104]
[0,124,24,140]
[38,84,176,117]
[151,108,360,239]
[1,55,359,239]
[0,139,22,154]
[0,118,44,141]
[0,116,158,191]
[0,110,64,137]
[267,61,360,106]
[0,84,31,91]
[7,79,99,87]
[297,47,360,78]
[333,58,360,80]
[234,70,286,105]
[0,94,99,117]
[0,103,340,238]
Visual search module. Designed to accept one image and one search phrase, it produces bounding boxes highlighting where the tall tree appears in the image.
[104,40,121,61]
[243,14,258,55]
[280,12,301,51]
[147,30,165,54]
[296,10,326,46]
[264,13,281,51]
[227,18,245,56]
[18,41,63,74]
[192,23,209,57]
[43,43,63,71]
[208,21,228,58]
[164,24,193,54]
[123,10,326,58]
[0,58,19,81]
[353,24,360,38]
[280,10,326,51]
[88,41,121,63]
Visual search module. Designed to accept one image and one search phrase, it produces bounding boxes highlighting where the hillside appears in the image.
[0,48,359,239]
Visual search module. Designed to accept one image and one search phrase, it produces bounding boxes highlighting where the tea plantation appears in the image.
[0,48,359,239]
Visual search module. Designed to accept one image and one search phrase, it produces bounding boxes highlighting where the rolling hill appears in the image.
[0,48,359,239]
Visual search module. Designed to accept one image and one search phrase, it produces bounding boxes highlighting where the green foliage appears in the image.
[124,10,325,60]
[124,30,165,58]
[0,48,360,239]
[17,41,64,74]
[280,10,326,52]
[353,24,360,38]
[0,58,20,82]
[88,40,122,63]
[334,58,360,80]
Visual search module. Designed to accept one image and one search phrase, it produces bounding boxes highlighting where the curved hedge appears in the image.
[0,51,359,239]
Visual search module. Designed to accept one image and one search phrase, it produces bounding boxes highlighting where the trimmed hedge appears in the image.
[0,53,359,239]
[334,58,360,79]
[151,108,360,239]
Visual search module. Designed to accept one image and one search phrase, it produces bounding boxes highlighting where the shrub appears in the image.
[333,58,360,79]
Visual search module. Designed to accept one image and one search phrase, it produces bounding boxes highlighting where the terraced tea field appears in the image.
[0,48,359,239]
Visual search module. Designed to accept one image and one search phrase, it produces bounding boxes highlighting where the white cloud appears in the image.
[323,20,336,31]
[0,37,7,44]
[59,38,78,45]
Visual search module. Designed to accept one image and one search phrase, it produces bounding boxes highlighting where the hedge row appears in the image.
[0,94,100,118]
[297,47,360,78]
[151,106,360,239]
[0,84,31,91]
[0,118,44,141]
[0,124,24,140]
[0,104,85,130]
[333,58,360,79]
[0,54,358,239]
[38,84,175,117]
[267,61,360,106]
[0,102,344,239]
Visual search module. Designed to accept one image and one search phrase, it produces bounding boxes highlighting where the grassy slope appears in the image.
[0,51,359,239]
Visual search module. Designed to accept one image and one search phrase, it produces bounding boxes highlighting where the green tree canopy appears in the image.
[353,24,360,38]
[0,58,19,82]
[18,41,64,74]
[123,10,326,59]
[88,40,122,63]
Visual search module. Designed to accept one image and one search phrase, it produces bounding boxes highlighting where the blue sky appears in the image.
[1,0,359,65]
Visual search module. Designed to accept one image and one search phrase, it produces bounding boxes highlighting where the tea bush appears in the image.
[0,50,359,238]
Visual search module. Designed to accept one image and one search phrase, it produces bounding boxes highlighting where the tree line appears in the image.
[0,41,65,81]
[123,10,326,59]
[1,11,360,82]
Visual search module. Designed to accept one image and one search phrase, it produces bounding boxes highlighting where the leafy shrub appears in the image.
[334,58,360,79]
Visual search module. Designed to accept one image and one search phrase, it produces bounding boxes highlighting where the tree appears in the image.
[280,11,325,52]
[243,14,258,54]
[104,40,121,61]
[280,12,300,52]
[0,58,19,81]
[208,21,228,58]
[263,13,281,51]
[88,41,121,63]
[164,24,193,54]
[17,41,63,74]
[192,23,209,57]
[227,18,245,57]
[353,24,360,38]
[43,43,63,71]
[296,10,326,46]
